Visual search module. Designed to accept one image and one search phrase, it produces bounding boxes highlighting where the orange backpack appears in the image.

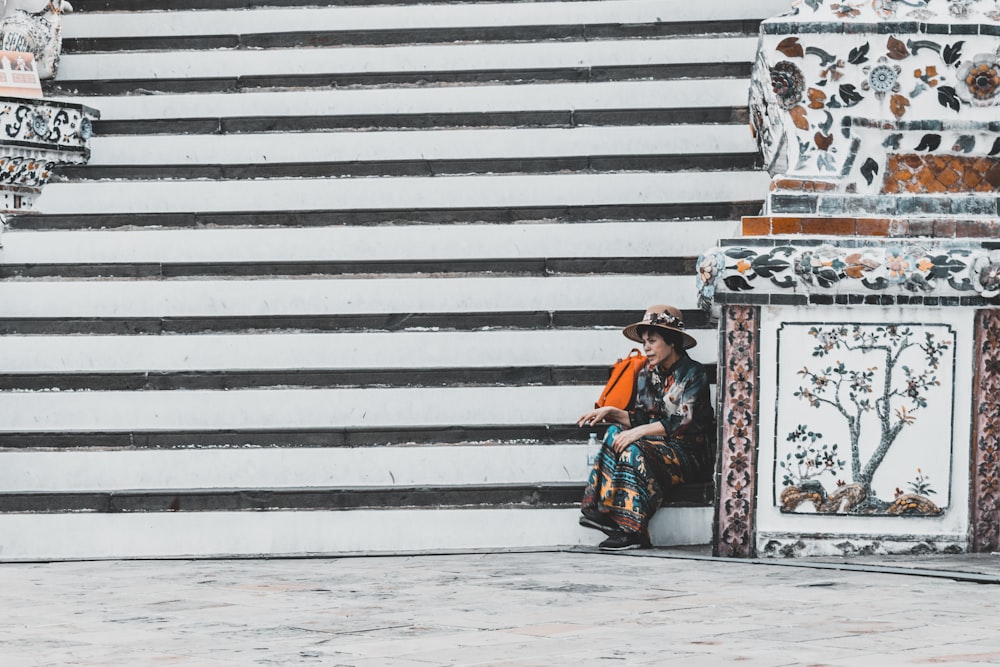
[595,349,646,410]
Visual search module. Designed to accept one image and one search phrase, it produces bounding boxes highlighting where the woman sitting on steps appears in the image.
[576,305,716,551]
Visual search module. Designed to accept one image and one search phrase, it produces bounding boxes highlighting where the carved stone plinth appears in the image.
[701,237,998,557]
[0,96,96,213]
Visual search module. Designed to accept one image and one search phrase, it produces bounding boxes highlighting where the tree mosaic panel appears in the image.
[774,322,955,516]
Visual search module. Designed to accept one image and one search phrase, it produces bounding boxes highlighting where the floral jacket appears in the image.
[629,352,716,465]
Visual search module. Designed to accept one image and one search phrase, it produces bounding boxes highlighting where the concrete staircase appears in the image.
[0,0,784,560]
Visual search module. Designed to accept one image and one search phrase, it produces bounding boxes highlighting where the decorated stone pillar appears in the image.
[701,0,1000,557]
[0,1,96,224]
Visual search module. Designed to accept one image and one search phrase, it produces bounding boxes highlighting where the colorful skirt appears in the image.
[581,424,702,534]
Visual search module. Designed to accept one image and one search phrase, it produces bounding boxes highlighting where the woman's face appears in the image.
[641,330,677,370]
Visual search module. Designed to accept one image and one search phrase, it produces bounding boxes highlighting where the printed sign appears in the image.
[0,51,42,98]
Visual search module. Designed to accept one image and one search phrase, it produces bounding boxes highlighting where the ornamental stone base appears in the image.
[701,235,1000,558]
[712,0,1000,558]
[0,96,96,216]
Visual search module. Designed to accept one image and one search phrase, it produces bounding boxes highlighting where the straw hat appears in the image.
[622,304,697,349]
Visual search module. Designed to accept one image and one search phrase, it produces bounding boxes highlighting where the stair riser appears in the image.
[90,107,750,135]
[0,309,718,335]
[50,63,753,96]
[0,365,723,391]
[9,204,759,231]
[0,257,702,279]
[0,486,586,513]
[62,154,759,181]
[0,426,598,449]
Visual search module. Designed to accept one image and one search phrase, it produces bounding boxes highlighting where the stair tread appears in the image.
[64,21,764,54]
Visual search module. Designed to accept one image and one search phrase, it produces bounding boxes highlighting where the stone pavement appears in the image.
[4,547,1000,667]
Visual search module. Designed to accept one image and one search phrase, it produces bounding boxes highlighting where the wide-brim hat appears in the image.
[622,304,697,349]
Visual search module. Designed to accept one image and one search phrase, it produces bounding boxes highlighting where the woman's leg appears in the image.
[581,426,621,516]
[607,442,660,534]
[608,440,690,534]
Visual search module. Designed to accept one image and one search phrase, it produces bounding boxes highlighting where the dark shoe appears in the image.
[579,509,617,535]
[598,531,651,551]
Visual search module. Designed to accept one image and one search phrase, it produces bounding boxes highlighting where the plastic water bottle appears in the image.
[586,432,600,467]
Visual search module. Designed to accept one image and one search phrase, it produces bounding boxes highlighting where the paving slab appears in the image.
[4,548,1000,666]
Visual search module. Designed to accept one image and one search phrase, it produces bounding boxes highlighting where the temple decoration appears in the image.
[0,0,94,222]
[750,0,1000,220]
[704,0,1000,558]
[0,97,94,212]
[698,239,1000,308]
[0,0,72,80]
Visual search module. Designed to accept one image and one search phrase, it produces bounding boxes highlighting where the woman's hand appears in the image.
[576,406,622,429]
[611,427,644,456]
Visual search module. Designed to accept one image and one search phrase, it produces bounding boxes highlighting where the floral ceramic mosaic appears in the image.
[0,101,95,149]
[714,306,760,557]
[972,309,1000,551]
[698,241,1000,308]
[789,0,1000,22]
[750,0,1000,206]
[0,100,96,212]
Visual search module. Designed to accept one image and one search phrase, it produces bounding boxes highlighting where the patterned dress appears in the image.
[581,353,716,535]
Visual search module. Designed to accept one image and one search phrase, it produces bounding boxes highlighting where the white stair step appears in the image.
[0,507,713,560]
[0,329,717,373]
[0,385,595,431]
[35,172,769,215]
[63,0,790,38]
[52,80,754,121]
[0,275,700,316]
[0,445,590,491]
[86,125,756,166]
[58,37,756,80]
[0,221,742,263]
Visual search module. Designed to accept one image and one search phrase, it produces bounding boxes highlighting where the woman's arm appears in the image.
[610,420,666,456]
[576,406,631,429]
